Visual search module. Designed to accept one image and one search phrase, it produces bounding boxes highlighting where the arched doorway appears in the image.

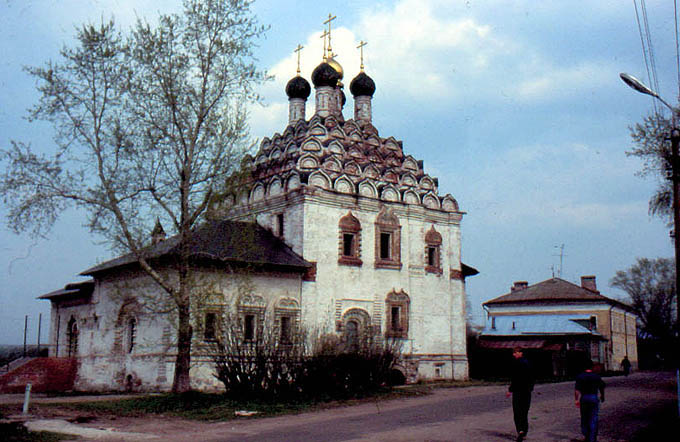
[341,308,371,352]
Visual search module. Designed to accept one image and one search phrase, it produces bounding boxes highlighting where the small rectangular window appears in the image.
[427,247,437,266]
[280,316,291,343]
[277,214,284,237]
[380,232,391,259]
[343,233,354,256]
[244,314,255,341]
[204,312,217,341]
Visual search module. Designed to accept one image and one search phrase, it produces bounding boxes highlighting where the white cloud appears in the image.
[512,61,613,102]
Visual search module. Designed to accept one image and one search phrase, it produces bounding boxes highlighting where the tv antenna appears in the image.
[553,244,566,278]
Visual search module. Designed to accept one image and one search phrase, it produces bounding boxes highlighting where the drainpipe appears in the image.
[623,310,628,357]
[608,305,614,371]
[55,312,60,358]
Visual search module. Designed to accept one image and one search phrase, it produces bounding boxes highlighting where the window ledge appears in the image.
[425,265,443,275]
[375,260,402,270]
[338,256,363,266]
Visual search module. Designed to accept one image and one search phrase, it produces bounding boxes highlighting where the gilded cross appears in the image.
[323,14,337,57]
[294,44,304,74]
[320,29,329,60]
[357,40,367,71]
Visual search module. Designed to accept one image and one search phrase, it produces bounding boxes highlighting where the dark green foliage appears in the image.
[626,114,673,222]
[610,257,676,340]
[610,257,678,367]
[0,346,48,368]
[0,422,74,441]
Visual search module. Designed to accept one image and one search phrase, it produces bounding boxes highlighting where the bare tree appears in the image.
[0,0,266,392]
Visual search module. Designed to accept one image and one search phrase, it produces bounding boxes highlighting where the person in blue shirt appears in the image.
[575,359,605,442]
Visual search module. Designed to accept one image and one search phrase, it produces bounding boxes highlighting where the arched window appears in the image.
[127,317,137,353]
[375,208,401,270]
[425,225,443,275]
[385,290,410,339]
[67,317,78,357]
[338,211,362,266]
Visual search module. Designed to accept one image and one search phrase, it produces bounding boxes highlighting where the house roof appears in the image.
[483,277,629,309]
[38,280,94,300]
[81,220,311,276]
[479,314,604,338]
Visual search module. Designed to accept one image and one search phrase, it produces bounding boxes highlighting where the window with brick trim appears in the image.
[275,297,301,345]
[385,289,410,338]
[374,208,401,270]
[424,225,443,274]
[338,211,362,266]
[238,294,265,341]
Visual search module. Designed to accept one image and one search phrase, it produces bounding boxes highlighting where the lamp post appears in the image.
[620,73,680,416]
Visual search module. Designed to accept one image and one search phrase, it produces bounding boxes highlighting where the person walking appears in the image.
[621,355,631,376]
[506,347,534,442]
[575,359,605,442]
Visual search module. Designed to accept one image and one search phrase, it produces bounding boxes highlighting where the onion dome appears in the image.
[285,75,311,99]
[311,62,340,87]
[327,56,344,81]
[350,71,376,97]
[340,89,346,107]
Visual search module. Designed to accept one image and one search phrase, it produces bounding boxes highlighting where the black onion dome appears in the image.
[285,75,311,99]
[349,71,376,97]
[311,62,340,87]
[340,89,346,107]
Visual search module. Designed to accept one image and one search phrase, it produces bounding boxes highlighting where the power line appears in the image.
[634,0,661,116]
[675,0,680,101]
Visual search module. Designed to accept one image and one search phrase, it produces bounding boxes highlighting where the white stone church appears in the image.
[40,37,477,391]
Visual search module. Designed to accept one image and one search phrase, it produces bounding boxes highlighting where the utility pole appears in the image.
[23,315,28,358]
[620,72,680,417]
[37,313,42,355]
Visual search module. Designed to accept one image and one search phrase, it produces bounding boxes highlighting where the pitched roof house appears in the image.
[479,276,637,375]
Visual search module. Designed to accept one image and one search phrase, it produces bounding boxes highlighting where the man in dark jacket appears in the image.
[575,359,605,442]
[506,347,534,442]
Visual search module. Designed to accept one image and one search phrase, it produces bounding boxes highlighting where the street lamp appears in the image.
[620,72,680,416]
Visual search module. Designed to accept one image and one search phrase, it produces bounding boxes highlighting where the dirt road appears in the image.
[9,371,677,441]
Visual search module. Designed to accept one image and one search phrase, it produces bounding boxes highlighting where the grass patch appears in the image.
[34,379,495,421]
[42,386,432,421]
[0,422,76,441]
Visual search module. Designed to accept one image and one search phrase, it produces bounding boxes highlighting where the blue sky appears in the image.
[1,0,676,345]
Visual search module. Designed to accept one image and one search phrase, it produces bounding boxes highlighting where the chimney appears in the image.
[581,275,597,292]
[151,218,166,245]
[511,281,528,291]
